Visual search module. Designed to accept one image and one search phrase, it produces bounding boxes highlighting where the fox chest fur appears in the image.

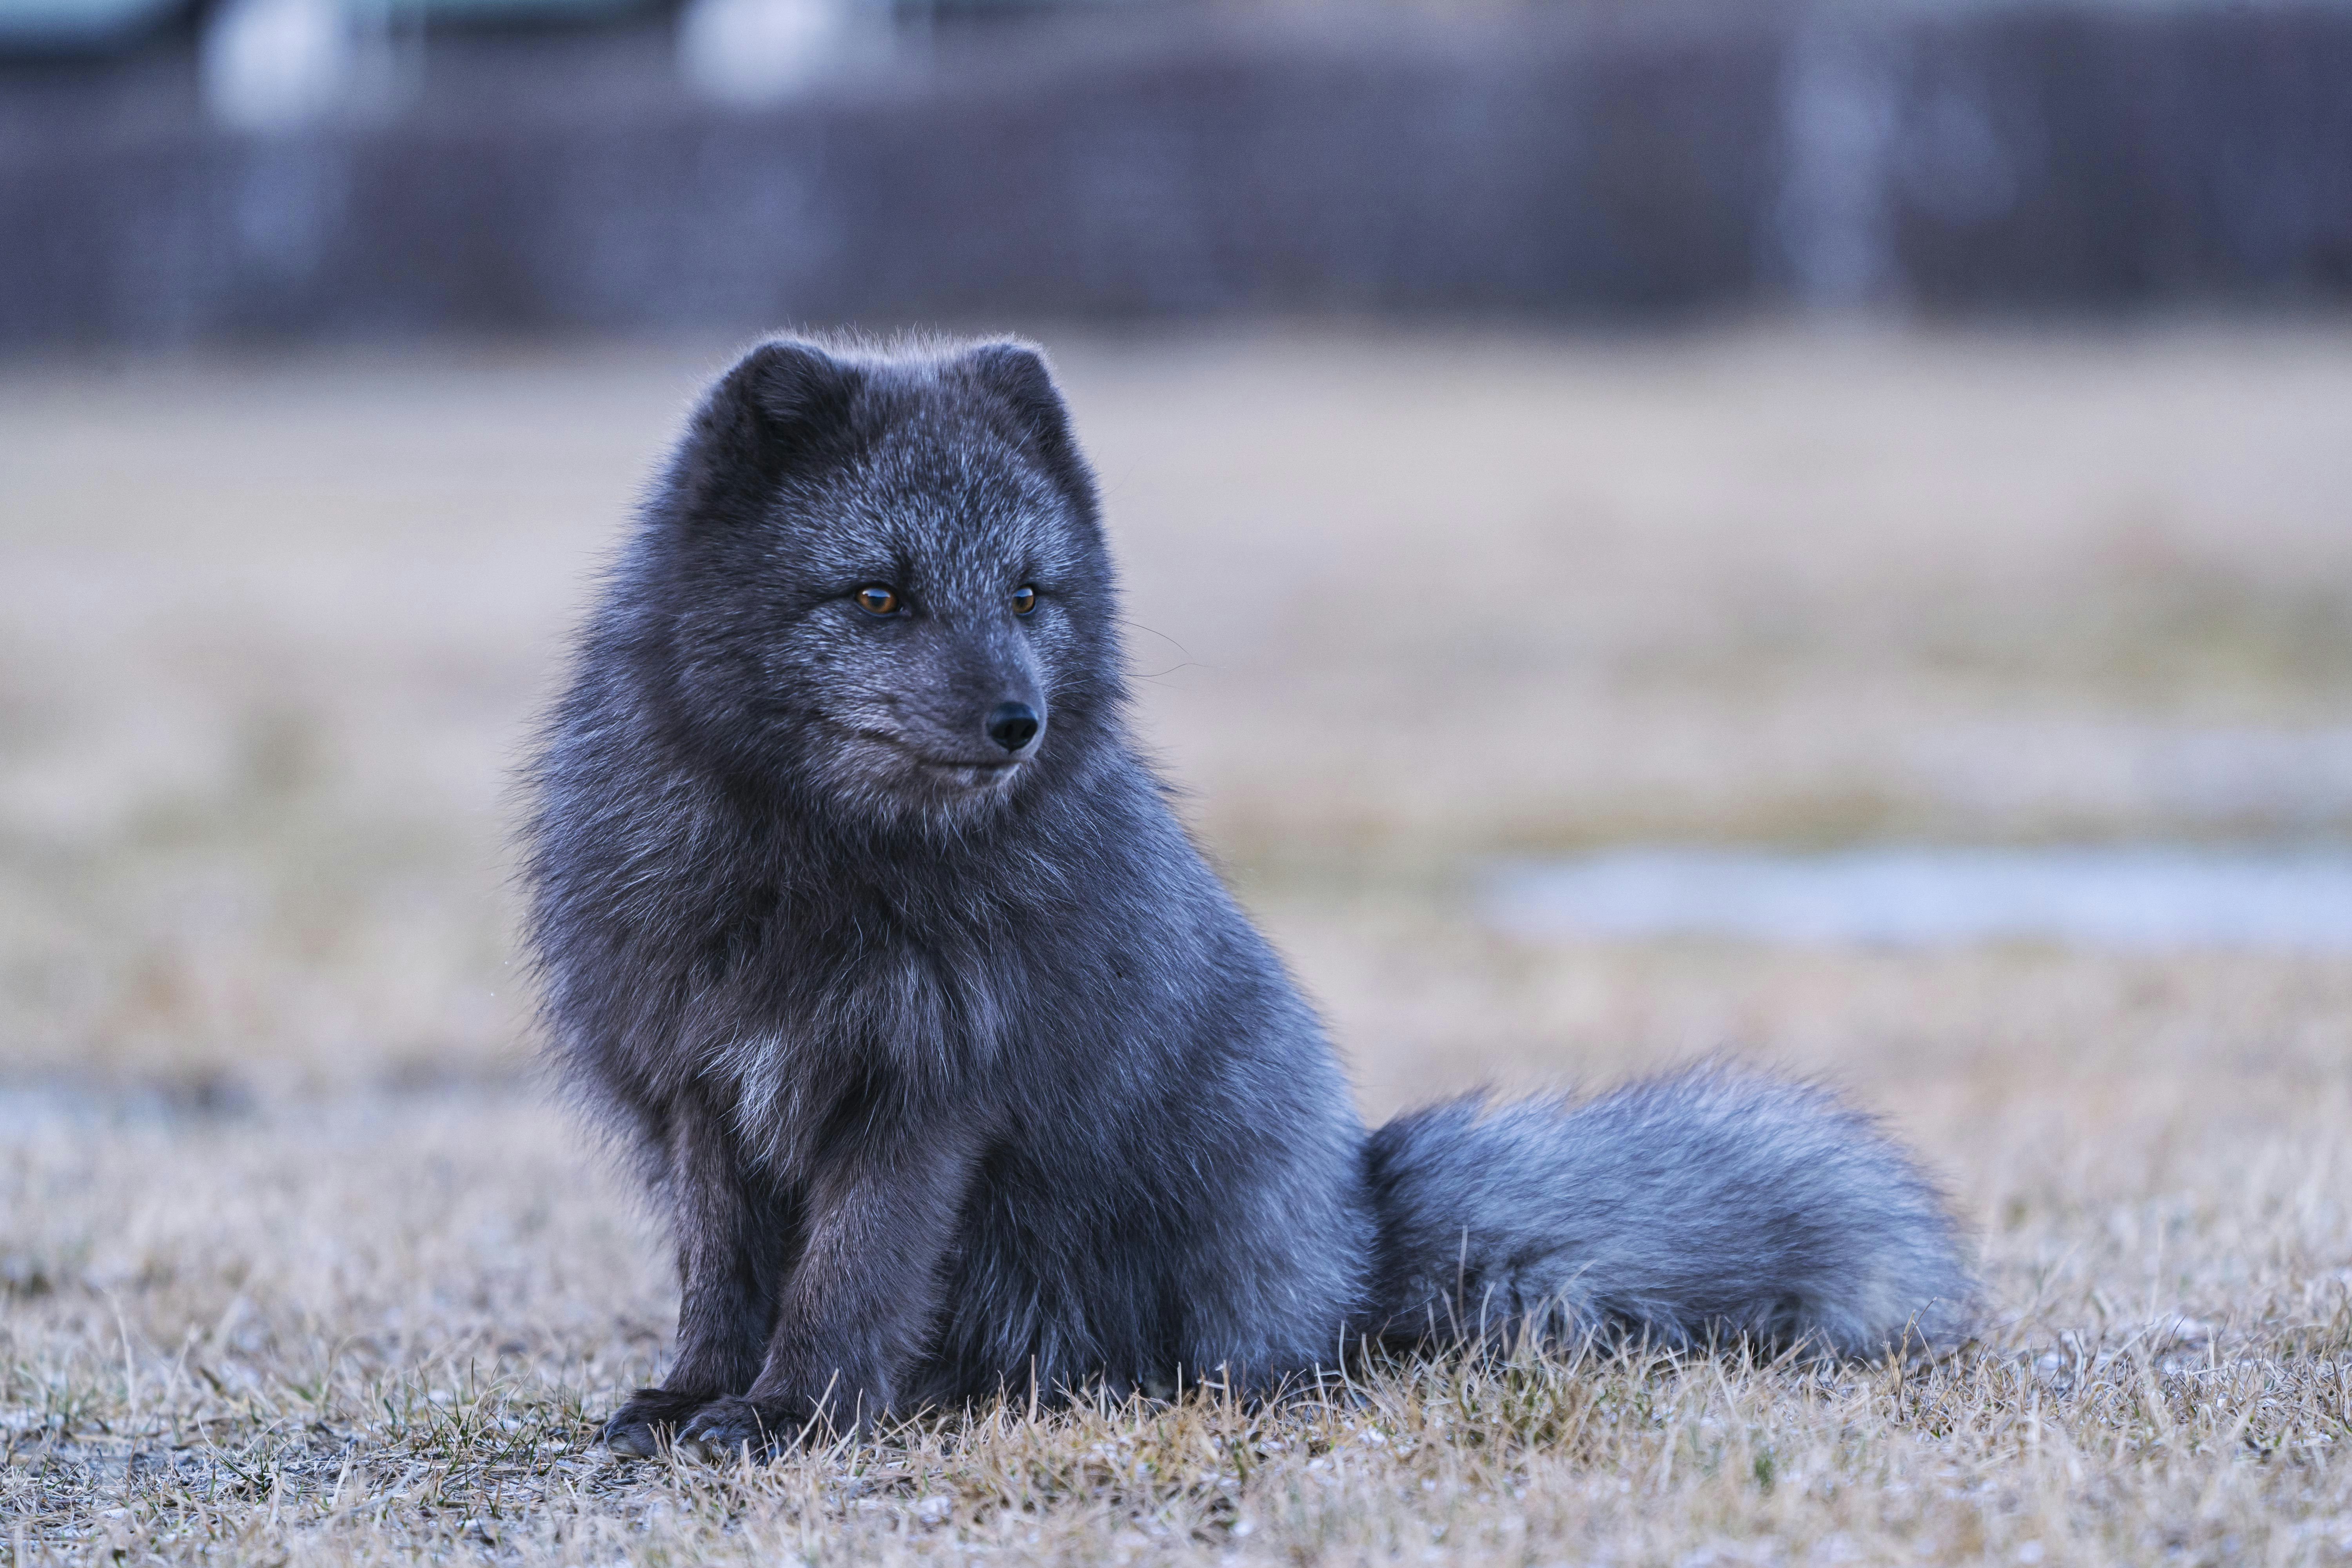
[556,754,1225,1192]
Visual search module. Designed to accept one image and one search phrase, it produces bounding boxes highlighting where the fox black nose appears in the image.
[987,702,1040,754]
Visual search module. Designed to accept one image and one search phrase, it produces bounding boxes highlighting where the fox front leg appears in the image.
[675,1124,978,1459]
[605,1089,804,1458]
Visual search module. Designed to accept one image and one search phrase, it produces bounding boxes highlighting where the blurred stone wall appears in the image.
[3,2,2348,347]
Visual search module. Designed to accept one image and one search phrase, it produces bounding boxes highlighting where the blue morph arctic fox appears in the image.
[517,336,1975,1457]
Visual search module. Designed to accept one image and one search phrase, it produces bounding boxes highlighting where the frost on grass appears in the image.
[3,1093,2349,1566]
[5,1288,2351,1565]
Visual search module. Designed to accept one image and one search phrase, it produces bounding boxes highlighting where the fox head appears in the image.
[630,335,1125,830]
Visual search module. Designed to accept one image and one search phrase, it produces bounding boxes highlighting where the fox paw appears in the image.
[675,1396,819,1462]
[601,1387,719,1459]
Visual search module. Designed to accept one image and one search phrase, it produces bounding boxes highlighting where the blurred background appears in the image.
[3,0,2350,1118]
[7,0,2352,341]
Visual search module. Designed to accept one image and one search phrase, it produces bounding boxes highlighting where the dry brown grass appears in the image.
[4,324,2351,1565]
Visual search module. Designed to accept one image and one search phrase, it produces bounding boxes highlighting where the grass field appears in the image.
[4,324,2351,1564]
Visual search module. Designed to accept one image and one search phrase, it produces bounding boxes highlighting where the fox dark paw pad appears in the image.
[601,1388,719,1459]
[675,1396,802,1462]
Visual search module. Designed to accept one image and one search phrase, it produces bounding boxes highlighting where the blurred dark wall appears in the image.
[4,3,2350,348]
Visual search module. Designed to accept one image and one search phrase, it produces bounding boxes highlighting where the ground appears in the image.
[3,324,2350,1564]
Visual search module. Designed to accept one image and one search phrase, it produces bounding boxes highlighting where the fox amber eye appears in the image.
[1011,586,1038,616]
[856,586,900,617]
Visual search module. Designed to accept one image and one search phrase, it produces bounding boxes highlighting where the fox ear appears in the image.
[960,341,1096,517]
[731,339,862,447]
[677,339,864,515]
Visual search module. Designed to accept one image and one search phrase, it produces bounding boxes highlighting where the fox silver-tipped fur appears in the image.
[517,334,1976,1458]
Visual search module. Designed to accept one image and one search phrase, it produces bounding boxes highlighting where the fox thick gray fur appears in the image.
[517,335,1975,1457]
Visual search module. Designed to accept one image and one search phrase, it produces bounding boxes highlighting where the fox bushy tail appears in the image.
[1363,1066,1976,1359]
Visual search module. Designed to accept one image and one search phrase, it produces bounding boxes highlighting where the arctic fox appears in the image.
[518,336,1974,1457]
